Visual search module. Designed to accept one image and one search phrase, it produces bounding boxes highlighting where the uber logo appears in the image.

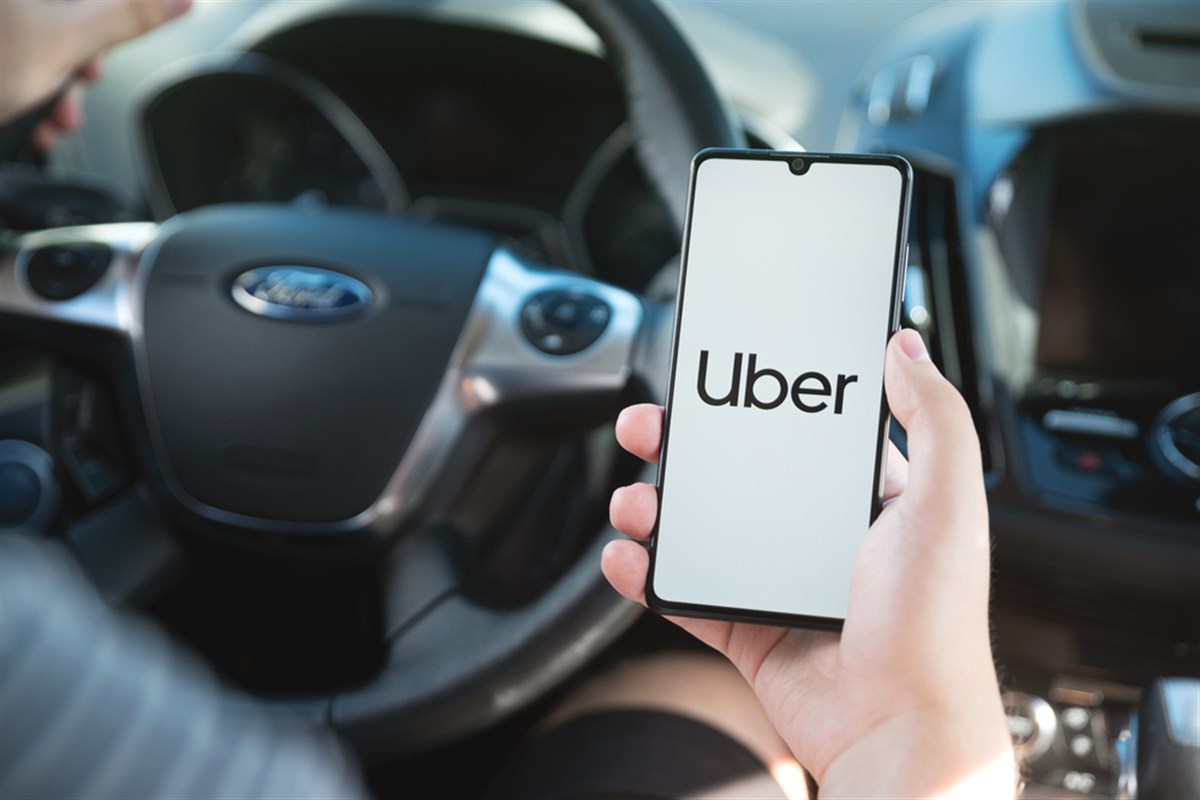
[696,350,858,413]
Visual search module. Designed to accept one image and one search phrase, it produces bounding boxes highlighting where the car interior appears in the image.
[0,1,1197,798]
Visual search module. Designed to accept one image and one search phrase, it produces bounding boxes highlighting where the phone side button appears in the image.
[895,244,910,330]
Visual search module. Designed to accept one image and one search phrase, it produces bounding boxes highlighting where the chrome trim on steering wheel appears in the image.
[0,223,157,333]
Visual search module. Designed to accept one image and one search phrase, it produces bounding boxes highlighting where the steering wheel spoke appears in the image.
[0,222,157,341]
[457,248,643,417]
[373,247,644,528]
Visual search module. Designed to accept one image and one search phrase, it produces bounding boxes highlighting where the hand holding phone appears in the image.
[603,331,1015,798]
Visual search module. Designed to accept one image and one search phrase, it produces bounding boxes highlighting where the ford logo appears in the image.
[231,266,372,321]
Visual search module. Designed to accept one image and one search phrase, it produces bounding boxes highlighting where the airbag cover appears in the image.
[139,205,491,524]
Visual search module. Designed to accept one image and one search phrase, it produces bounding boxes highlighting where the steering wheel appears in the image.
[0,0,743,754]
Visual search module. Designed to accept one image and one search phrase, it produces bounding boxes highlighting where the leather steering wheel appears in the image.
[0,0,744,754]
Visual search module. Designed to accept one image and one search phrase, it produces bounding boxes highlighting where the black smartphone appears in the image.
[648,149,912,629]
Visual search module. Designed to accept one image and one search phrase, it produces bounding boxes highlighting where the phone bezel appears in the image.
[646,148,913,630]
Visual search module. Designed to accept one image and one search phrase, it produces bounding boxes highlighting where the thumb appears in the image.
[884,329,984,517]
[0,0,191,123]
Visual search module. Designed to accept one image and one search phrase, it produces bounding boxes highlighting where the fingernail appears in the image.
[898,329,930,361]
[168,0,193,18]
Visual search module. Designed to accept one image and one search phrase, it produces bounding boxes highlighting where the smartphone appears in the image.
[648,149,912,629]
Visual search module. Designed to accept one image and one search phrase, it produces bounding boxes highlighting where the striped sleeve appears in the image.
[0,536,370,800]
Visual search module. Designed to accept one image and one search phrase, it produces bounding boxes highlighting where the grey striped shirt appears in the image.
[0,536,369,799]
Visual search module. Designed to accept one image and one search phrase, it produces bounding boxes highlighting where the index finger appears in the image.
[615,404,663,464]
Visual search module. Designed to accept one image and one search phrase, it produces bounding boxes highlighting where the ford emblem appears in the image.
[231,266,372,321]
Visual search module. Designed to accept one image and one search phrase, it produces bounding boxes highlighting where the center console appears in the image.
[991,119,1200,527]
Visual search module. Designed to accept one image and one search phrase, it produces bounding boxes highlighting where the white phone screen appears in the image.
[651,153,908,623]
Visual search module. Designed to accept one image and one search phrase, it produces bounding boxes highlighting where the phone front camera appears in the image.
[789,158,809,175]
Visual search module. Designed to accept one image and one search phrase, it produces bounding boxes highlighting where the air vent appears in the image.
[1075,2,1200,94]
[1137,29,1200,52]
[866,55,938,125]
[994,575,1200,646]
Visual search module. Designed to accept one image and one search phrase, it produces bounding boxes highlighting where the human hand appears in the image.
[0,0,192,128]
[24,59,100,153]
[603,329,1015,798]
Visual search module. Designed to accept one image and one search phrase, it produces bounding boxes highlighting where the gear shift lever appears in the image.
[1136,678,1200,799]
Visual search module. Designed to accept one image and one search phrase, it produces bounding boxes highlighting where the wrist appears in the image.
[816,705,1016,799]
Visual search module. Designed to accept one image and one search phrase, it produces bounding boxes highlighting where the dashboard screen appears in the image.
[1035,122,1200,383]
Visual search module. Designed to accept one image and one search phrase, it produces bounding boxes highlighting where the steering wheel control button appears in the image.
[521,289,611,355]
[0,440,59,534]
[25,243,112,300]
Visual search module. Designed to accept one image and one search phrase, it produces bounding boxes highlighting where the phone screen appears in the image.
[650,151,910,626]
